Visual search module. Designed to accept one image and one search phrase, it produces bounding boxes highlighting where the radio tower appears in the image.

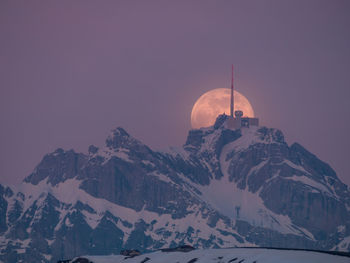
[230,64,234,118]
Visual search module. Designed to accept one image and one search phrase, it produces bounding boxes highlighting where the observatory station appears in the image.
[227,65,259,129]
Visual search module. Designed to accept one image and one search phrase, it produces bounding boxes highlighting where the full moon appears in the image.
[191,88,255,129]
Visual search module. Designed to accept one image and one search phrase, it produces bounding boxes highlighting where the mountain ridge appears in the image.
[1,115,349,262]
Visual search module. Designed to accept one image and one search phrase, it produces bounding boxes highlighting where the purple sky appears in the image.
[1,0,350,186]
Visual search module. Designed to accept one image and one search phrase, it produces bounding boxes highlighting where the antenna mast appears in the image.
[230,64,234,118]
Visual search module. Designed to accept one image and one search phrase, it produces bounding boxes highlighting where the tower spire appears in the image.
[230,64,234,118]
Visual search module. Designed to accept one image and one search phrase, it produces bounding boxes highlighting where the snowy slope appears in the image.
[81,248,350,263]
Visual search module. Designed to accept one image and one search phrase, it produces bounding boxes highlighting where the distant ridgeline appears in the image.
[1,115,350,262]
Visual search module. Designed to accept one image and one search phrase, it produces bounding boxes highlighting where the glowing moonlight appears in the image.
[191,88,255,129]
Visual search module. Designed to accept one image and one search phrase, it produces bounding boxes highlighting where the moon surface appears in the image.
[191,88,255,129]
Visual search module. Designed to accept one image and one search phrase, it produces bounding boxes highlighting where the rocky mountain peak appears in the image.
[213,113,229,129]
[23,148,87,186]
[184,115,286,158]
[185,115,241,151]
[105,127,144,150]
[290,142,337,179]
[88,145,99,155]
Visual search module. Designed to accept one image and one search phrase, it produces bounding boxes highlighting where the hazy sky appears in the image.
[1,0,350,186]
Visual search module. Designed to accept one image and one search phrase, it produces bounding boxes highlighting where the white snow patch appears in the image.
[54,205,71,231]
[333,235,350,252]
[198,129,222,154]
[65,217,73,227]
[17,178,242,247]
[99,147,133,164]
[164,146,190,161]
[224,127,267,153]
[46,239,55,246]
[195,142,311,237]
[346,204,350,212]
[14,178,51,212]
[6,238,31,255]
[114,151,132,162]
[265,170,281,184]
[285,175,332,195]
[142,160,154,167]
[81,210,101,229]
[16,248,26,254]
[83,248,350,263]
[149,172,173,184]
[338,225,346,234]
[295,226,315,240]
[282,159,311,175]
[247,159,269,178]
[43,254,52,261]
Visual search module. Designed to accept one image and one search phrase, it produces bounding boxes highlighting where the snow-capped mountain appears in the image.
[1,114,350,262]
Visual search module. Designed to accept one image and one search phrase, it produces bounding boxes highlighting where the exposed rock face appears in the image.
[24,148,87,186]
[1,116,350,262]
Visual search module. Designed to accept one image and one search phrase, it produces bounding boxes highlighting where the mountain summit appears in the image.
[1,116,350,262]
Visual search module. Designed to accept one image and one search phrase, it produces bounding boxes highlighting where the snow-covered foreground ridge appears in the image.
[83,248,350,263]
[1,115,350,262]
